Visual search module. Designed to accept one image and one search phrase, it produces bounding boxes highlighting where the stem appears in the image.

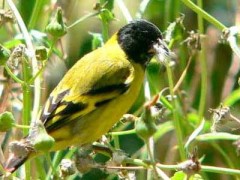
[35,157,46,179]
[136,0,151,18]
[113,135,120,149]
[157,163,240,175]
[28,0,44,29]
[101,19,109,42]
[22,58,32,180]
[197,0,207,122]
[67,11,101,29]
[181,0,226,30]
[6,1,39,177]
[13,124,30,129]
[4,65,24,84]
[109,129,136,136]
[173,56,192,92]
[201,165,240,175]
[46,153,55,175]
[116,0,133,22]
[7,0,41,125]
[46,151,64,180]
[166,64,185,160]
[146,139,158,179]
[22,58,32,135]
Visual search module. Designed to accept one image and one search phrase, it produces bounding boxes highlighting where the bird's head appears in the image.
[117,19,171,66]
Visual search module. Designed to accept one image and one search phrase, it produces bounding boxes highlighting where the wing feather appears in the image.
[39,46,134,133]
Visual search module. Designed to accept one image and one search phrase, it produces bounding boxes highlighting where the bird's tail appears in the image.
[4,153,29,173]
[3,140,32,174]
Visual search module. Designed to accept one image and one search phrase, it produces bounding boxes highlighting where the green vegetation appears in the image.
[0,0,240,179]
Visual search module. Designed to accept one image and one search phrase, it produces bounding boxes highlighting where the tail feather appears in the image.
[4,153,29,173]
[3,140,33,174]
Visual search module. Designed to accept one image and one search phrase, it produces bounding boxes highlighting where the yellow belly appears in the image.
[50,63,145,151]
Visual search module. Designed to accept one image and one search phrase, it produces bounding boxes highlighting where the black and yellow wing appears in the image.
[39,43,134,134]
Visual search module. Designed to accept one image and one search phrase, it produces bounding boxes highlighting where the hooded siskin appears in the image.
[4,19,169,173]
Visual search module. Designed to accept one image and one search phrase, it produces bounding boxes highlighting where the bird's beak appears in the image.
[152,38,175,64]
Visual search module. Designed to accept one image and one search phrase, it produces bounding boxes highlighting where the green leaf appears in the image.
[171,171,186,180]
[99,9,114,23]
[185,119,205,149]
[89,32,104,50]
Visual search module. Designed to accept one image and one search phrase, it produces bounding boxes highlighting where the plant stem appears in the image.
[166,64,185,160]
[197,0,207,122]
[28,0,44,29]
[46,151,64,180]
[109,129,136,136]
[6,0,41,178]
[67,11,101,29]
[116,0,133,22]
[136,0,151,18]
[146,138,159,179]
[7,0,41,125]
[101,19,109,43]
[13,124,30,129]
[4,65,24,84]
[181,0,226,30]
[157,163,240,175]
[22,58,32,135]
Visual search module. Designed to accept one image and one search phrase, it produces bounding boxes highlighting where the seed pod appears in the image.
[35,46,48,61]
[32,122,55,152]
[0,111,15,132]
[135,105,157,141]
[46,7,67,38]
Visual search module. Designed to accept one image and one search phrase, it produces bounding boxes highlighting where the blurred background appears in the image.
[0,0,240,179]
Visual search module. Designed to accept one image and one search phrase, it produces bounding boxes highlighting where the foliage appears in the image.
[0,0,240,179]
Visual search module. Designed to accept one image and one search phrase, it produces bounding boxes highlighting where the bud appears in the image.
[35,46,48,61]
[75,150,95,173]
[89,32,104,50]
[135,96,158,141]
[46,7,67,38]
[0,111,15,132]
[135,109,157,141]
[32,122,55,152]
[59,159,76,178]
[0,45,10,65]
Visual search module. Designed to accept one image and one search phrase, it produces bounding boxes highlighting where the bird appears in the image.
[4,19,171,174]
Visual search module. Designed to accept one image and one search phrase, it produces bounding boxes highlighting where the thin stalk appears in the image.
[7,0,41,126]
[146,139,160,179]
[181,0,226,30]
[13,124,30,129]
[169,0,180,22]
[173,56,192,92]
[35,157,46,179]
[28,0,44,29]
[4,65,24,84]
[113,135,120,149]
[116,0,133,22]
[157,163,240,175]
[67,11,101,29]
[21,57,32,180]
[109,129,136,136]
[22,58,32,135]
[46,153,55,175]
[46,151,64,180]
[197,0,207,122]
[136,0,151,18]
[101,20,109,42]
[166,64,185,160]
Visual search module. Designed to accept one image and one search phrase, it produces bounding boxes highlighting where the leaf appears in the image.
[185,119,205,150]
